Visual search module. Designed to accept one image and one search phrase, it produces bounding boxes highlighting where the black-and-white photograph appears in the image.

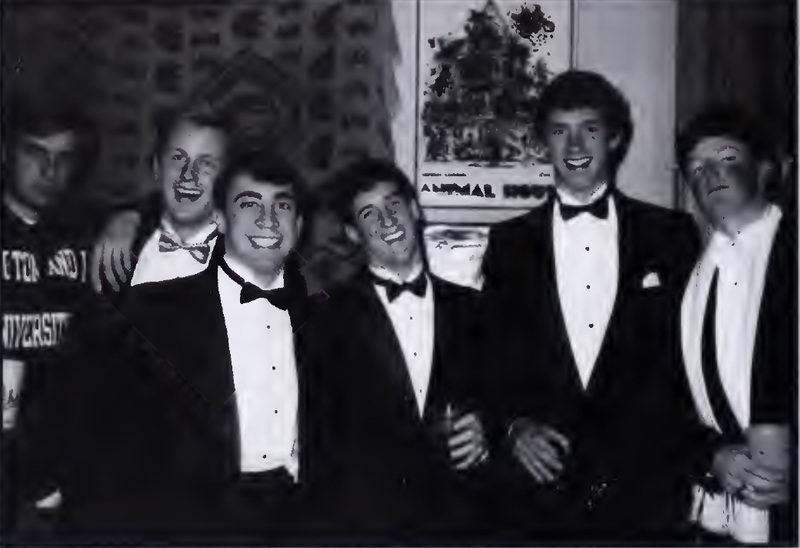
[1,0,797,545]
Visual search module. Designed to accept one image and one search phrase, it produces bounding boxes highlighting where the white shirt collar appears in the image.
[708,204,782,261]
[223,252,285,291]
[370,261,425,284]
[161,213,221,245]
[555,182,609,207]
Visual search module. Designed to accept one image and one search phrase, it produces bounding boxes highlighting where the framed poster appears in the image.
[413,0,574,208]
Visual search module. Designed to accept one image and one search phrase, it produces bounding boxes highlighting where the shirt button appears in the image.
[585,247,590,251]
[589,323,594,328]
[586,285,590,289]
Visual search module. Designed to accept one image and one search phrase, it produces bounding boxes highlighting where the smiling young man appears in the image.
[676,106,796,545]
[481,70,701,542]
[314,158,492,542]
[95,108,229,294]
[55,148,328,543]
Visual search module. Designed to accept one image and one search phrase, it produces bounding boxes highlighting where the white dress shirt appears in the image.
[552,184,619,387]
[218,254,299,480]
[131,216,220,286]
[372,263,436,416]
[682,204,783,544]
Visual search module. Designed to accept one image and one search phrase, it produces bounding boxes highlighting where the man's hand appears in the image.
[509,419,570,484]
[447,411,488,471]
[91,211,141,293]
[740,466,789,509]
[711,444,751,494]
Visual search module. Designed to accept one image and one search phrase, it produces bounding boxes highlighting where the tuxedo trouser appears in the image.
[214,467,301,544]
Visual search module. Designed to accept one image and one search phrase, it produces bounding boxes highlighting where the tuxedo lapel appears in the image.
[352,277,421,422]
[157,267,235,411]
[584,193,640,397]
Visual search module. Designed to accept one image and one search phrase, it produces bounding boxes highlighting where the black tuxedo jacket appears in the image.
[480,191,700,541]
[52,246,328,543]
[307,270,490,543]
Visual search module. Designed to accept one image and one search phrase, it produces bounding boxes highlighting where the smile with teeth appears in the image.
[247,234,282,250]
[174,184,203,202]
[382,229,406,244]
[564,156,593,170]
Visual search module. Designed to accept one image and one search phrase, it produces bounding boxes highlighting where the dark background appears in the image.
[2,0,401,206]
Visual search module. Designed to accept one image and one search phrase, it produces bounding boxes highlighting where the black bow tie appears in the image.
[239,283,293,309]
[373,273,428,302]
[558,193,610,221]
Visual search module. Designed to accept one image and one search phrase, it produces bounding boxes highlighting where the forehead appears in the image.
[352,180,403,207]
[229,173,296,200]
[20,131,77,153]
[547,107,605,125]
[165,121,226,154]
[688,135,751,161]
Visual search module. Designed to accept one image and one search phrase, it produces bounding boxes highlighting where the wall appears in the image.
[423,0,679,224]
[575,0,677,209]
[4,0,400,205]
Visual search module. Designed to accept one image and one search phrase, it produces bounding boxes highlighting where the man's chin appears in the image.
[167,204,213,226]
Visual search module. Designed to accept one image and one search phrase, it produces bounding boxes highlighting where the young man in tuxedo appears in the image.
[676,106,796,544]
[48,148,327,543]
[315,158,491,542]
[94,108,229,294]
[481,70,701,542]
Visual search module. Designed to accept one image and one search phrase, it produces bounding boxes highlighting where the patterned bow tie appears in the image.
[558,193,610,221]
[373,273,428,302]
[239,283,293,309]
[158,230,216,263]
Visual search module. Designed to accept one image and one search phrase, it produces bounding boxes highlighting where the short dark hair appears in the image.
[151,107,231,161]
[3,92,98,188]
[213,146,313,218]
[325,158,418,225]
[676,105,769,174]
[534,70,633,174]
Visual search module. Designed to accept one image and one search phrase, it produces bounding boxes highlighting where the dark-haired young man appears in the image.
[94,109,229,294]
[676,106,796,544]
[481,70,701,542]
[315,158,491,542]
[1,95,103,539]
[57,149,328,543]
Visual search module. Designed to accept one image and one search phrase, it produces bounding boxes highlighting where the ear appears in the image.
[609,132,623,152]
[152,157,160,182]
[295,215,304,237]
[344,223,362,245]
[755,160,774,195]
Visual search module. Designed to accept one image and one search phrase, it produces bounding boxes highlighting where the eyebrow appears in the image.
[174,148,188,156]
[233,190,262,201]
[356,204,375,217]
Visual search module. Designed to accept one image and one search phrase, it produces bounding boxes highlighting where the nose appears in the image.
[41,154,57,180]
[255,204,278,230]
[701,160,725,188]
[566,127,585,153]
[378,207,397,229]
[179,158,198,182]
